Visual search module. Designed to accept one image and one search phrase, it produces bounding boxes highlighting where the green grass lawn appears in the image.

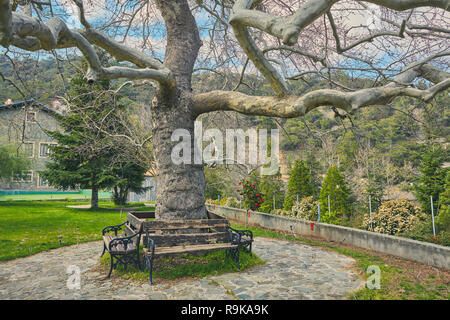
[0,192,112,202]
[0,201,125,261]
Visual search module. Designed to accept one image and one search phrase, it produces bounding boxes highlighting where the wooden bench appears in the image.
[125,211,253,285]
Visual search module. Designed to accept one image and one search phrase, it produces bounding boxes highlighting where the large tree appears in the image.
[0,0,448,220]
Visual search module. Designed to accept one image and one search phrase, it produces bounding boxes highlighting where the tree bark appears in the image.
[91,184,99,208]
[151,0,205,220]
[152,87,207,220]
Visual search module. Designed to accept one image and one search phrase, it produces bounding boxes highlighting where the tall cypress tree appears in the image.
[413,145,448,214]
[319,165,351,223]
[283,160,315,210]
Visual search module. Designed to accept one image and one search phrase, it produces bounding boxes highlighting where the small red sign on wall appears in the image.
[310,222,314,231]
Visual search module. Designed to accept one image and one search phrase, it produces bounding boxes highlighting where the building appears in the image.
[127,171,157,202]
[0,99,63,191]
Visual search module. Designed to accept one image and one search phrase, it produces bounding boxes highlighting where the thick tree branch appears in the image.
[193,63,450,117]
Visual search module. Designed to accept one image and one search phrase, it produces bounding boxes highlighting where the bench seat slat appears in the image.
[143,223,229,231]
[103,234,136,254]
[143,243,237,256]
[143,219,228,229]
[143,232,229,246]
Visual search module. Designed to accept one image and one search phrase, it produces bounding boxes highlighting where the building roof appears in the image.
[0,99,64,115]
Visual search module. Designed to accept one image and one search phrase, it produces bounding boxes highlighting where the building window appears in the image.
[26,112,36,122]
[39,143,56,158]
[38,175,49,188]
[20,142,34,158]
[12,170,33,183]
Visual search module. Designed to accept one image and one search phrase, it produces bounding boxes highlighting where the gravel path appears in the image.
[0,237,365,300]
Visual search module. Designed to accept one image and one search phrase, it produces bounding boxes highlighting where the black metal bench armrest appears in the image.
[145,231,155,256]
[226,226,242,245]
[226,226,253,241]
[108,231,141,252]
[102,222,127,236]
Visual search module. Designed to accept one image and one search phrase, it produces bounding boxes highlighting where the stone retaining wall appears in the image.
[206,204,450,270]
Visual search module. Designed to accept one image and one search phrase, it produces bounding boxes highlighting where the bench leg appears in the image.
[149,257,154,285]
[236,247,240,271]
[144,256,154,285]
[136,251,142,271]
[107,254,114,278]
[101,243,106,257]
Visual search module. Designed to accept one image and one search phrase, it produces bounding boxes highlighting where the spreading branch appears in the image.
[193,62,450,117]
[0,0,173,86]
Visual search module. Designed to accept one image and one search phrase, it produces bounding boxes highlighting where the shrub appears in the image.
[294,196,319,221]
[205,198,227,206]
[236,180,263,211]
[363,199,427,235]
[272,209,293,217]
[225,197,240,208]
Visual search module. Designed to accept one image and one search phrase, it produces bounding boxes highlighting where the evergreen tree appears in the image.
[258,171,285,213]
[41,56,149,207]
[111,162,148,205]
[437,171,450,233]
[413,145,448,214]
[283,160,315,210]
[41,74,117,207]
[319,165,351,224]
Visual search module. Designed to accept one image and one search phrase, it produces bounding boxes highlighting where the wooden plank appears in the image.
[207,211,226,220]
[143,243,237,256]
[124,224,136,236]
[127,212,144,230]
[142,223,229,232]
[143,219,226,230]
[129,211,155,219]
[143,232,229,247]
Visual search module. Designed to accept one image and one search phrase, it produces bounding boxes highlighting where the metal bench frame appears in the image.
[143,224,252,285]
[101,222,142,278]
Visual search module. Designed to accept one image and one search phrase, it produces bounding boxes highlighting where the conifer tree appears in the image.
[259,172,285,213]
[283,160,315,210]
[319,165,351,223]
[41,57,148,207]
[413,145,448,214]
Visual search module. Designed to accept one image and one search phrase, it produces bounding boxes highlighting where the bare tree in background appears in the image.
[0,0,448,219]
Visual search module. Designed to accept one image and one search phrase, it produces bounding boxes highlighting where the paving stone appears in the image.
[0,238,364,300]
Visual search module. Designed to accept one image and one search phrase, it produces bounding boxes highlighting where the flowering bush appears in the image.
[363,199,427,235]
[273,209,293,216]
[294,196,319,221]
[237,180,263,211]
[205,198,227,205]
[225,197,240,208]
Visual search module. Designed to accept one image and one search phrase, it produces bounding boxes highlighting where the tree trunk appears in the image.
[152,88,207,220]
[151,0,203,220]
[91,184,99,208]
